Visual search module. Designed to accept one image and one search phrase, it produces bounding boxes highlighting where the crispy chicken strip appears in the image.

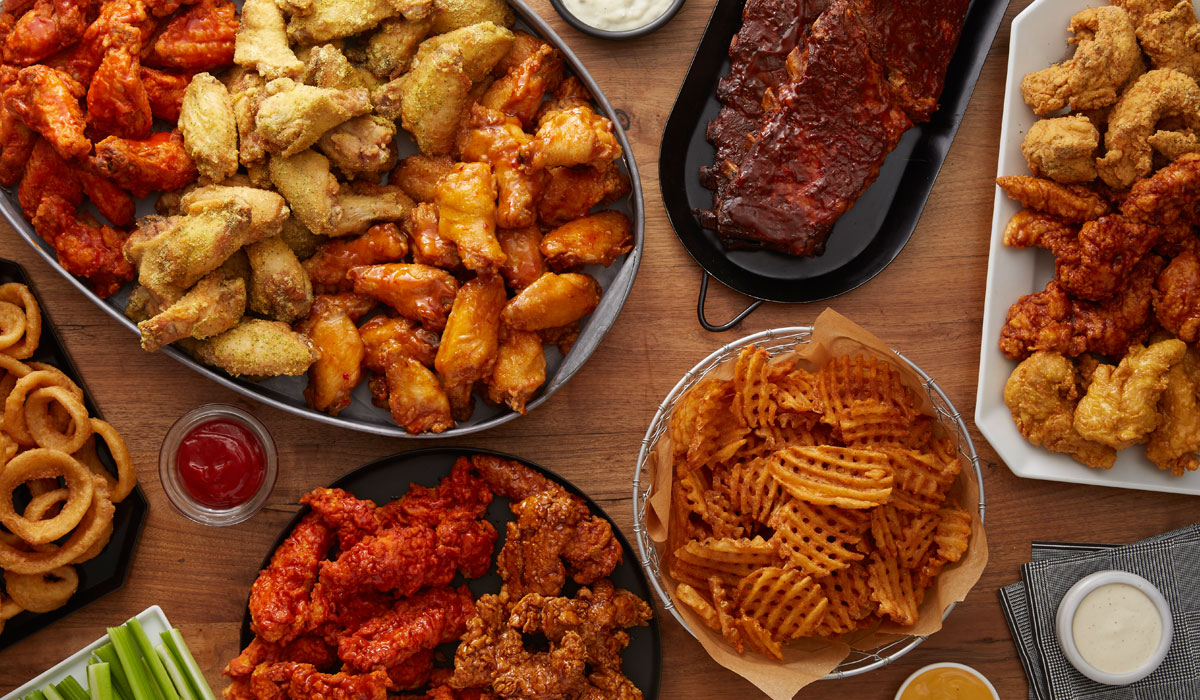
[338,586,474,672]
[349,263,459,330]
[256,78,371,157]
[1096,69,1200,189]
[296,295,365,415]
[179,72,239,183]
[1146,341,1200,475]
[250,663,388,700]
[1053,215,1162,301]
[1122,152,1200,226]
[246,235,314,322]
[995,175,1110,223]
[436,162,504,271]
[235,0,303,79]
[1020,6,1140,114]
[540,211,633,270]
[502,272,601,331]
[1004,351,1117,468]
[1155,247,1200,341]
[137,266,246,352]
[435,273,507,419]
[1135,1,1200,80]
[192,318,317,377]
[249,512,335,644]
[1021,115,1099,184]
[1075,339,1186,449]
[1002,209,1076,249]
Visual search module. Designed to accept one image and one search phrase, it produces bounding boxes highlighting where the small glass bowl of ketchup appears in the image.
[159,404,277,526]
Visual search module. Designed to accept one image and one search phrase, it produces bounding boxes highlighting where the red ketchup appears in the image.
[176,419,266,509]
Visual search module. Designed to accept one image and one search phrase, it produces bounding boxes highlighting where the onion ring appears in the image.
[71,517,113,565]
[24,487,69,520]
[0,449,94,544]
[27,477,60,497]
[0,354,31,399]
[0,475,113,574]
[25,363,83,397]
[73,435,115,489]
[4,370,84,446]
[0,301,26,351]
[0,284,40,360]
[4,565,79,613]
[26,386,92,454]
[0,590,22,620]
[0,432,16,469]
[89,419,134,503]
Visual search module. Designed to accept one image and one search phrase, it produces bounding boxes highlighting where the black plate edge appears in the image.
[0,257,150,653]
[658,0,1011,305]
[236,447,662,700]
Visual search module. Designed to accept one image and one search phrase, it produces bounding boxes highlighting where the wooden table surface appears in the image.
[3,0,1198,697]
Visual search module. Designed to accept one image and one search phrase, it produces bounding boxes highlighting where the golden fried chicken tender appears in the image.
[1004,351,1117,468]
[1147,128,1200,159]
[383,354,453,433]
[349,263,459,330]
[234,0,303,79]
[1022,115,1100,184]
[192,318,316,377]
[136,266,246,352]
[364,17,431,80]
[287,0,397,44]
[457,105,535,228]
[317,115,397,179]
[179,185,290,240]
[1096,69,1200,189]
[397,44,472,155]
[124,203,254,299]
[1021,6,1141,114]
[435,272,506,419]
[1002,209,1076,249]
[502,272,601,332]
[1146,341,1200,475]
[1136,1,1200,80]
[412,21,513,82]
[178,73,239,184]
[246,235,314,322]
[995,175,1110,222]
[1074,339,1187,449]
[296,295,364,416]
[520,105,620,171]
[391,154,455,202]
[435,161,504,271]
[540,211,633,271]
[430,0,513,34]
[486,328,545,414]
[1113,0,1178,25]
[255,78,371,157]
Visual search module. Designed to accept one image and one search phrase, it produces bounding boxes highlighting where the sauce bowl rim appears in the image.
[892,661,1000,700]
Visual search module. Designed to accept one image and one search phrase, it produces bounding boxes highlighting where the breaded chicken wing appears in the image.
[192,318,317,376]
[86,31,153,140]
[1075,339,1186,449]
[502,272,600,332]
[412,21,513,82]
[1155,247,1200,341]
[540,211,633,271]
[1021,6,1141,114]
[317,115,397,179]
[335,183,414,236]
[435,162,504,271]
[256,78,372,157]
[78,166,136,227]
[397,44,472,155]
[136,266,245,351]
[234,0,303,79]
[301,44,379,91]
[296,295,365,415]
[391,154,455,203]
[458,105,536,228]
[520,105,620,171]
[1146,340,1200,475]
[434,273,506,419]
[91,131,198,199]
[5,65,89,160]
[179,184,290,239]
[349,263,459,330]
[364,17,430,80]
[286,0,396,44]
[359,315,437,371]
[1004,351,1117,468]
[486,328,544,414]
[995,175,1110,223]
[405,202,462,269]
[19,137,83,219]
[1021,115,1099,184]
[246,235,314,322]
[338,586,474,673]
[270,150,411,237]
[144,0,237,72]
[304,223,408,293]
[496,226,545,291]
[179,72,239,183]
[537,162,630,227]
[430,0,513,34]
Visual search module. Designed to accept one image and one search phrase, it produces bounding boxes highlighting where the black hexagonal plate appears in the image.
[0,257,148,651]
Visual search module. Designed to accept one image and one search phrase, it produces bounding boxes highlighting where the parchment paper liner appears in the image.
[644,309,990,699]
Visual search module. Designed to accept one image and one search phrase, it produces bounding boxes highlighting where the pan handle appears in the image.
[697,271,763,332]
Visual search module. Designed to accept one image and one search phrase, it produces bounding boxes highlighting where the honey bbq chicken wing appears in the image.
[405,203,463,269]
[435,162,505,271]
[382,353,454,434]
[539,211,633,271]
[391,154,455,203]
[519,105,620,171]
[457,105,536,229]
[501,272,600,332]
[536,162,630,227]
[304,223,408,293]
[486,328,544,414]
[349,263,459,330]
[1075,339,1187,449]
[480,40,562,127]
[496,226,545,291]
[434,272,506,420]
[296,295,366,416]
[358,315,437,371]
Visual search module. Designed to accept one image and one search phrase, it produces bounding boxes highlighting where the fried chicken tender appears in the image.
[435,273,506,419]
[1054,215,1163,301]
[1146,341,1200,475]
[458,105,536,228]
[192,318,317,377]
[1003,209,1077,249]
[1155,247,1200,340]
[540,211,633,271]
[91,131,198,199]
[502,272,601,332]
[250,512,336,644]
[5,65,89,160]
[364,17,431,80]
[1122,151,1200,225]
[179,73,239,183]
[486,328,545,414]
[1075,339,1186,449]
[508,580,651,672]
[250,663,388,700]
[520,105,620,171]
[1147,128,1200,159]
[145,0,237,72]
[1136,0,1200,80]
[2,0,86,66]
[86,31,153,140]
[536,162,630,227]
[297,296,366,415]
[1113,0,1178,25]
[995,175,1110,223]
[1022,115,1100,184]
[496,226,545,291]
[436,162,505,271]
[397,44,472,155]
[481,41,562,127]
[136,266,245,351]
[392,155,455,203]
[1021,6,1141,114]
[225,636,337,678]
[349,263,459,330]
[256,78,372,157]
[31,195,135,298]
[338,586,475,672]
[1004,351,1117,468]
[246,235,314,322]
[235,0,303,79]
[1097,69,1200,189]
[124,203,254,298]
[317,115,398,179]
[304,223,408,293]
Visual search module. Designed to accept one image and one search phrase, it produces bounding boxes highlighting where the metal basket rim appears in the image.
[631,325,986,680]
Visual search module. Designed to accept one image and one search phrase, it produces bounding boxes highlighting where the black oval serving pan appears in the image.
[0,257,149,652]
[238,448,661,699]
[660,0,1010,331]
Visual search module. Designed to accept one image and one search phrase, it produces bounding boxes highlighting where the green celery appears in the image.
[88,663,113,700]
[93,646,134,700]
[55,675,90,700]
[107,626,155,700]
[43,686,66,700]
[126,620,179,700]
[25,690,48,700]
[154,646,196,700]
[161,630,215,700]
[139,659,165,700]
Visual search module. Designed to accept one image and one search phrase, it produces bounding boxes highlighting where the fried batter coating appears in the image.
[412,21,513,82]
[317,115,397,179]
[1097,69,1200,189]
[1147,128,1200,159]
[1155,247,1200,340]
[486,328,545,414]
[349,263,459,330]
[1054,215,1162,301]
[391,154,455,203]
[481,41,562,127]
[269,150,411,237]
[1022,115,1099,184]
[19,138,82,218]
[235,0,303,79]
[338,586,474,672]
[287,0,396,44]
[497,226,545,291]
[536,162,630,227]
[1113,0,1178,25]
[144,0,237,73]
[124,203,254,298]
[192,318,317,377]
[304,223,408,293]
[91,131,198,199]
[1122,151,1200,225]
[1146,341,1200,475]
[296,295,365,416]
[398,44,472,155]
[458,105,536,228]
[1136,0,1200,80]
[301,44,379,91]
[1002,208,1077,249]
[179,73,239,183]
[1004,351,1117,468]
[250,663,388,700]
[508,580,651,672]
[5,65,89,160]
[78,167,136,228]
[520,105,620,171]
[256,78,372,157]
[86,30,153,140]
[430,0,513,34]
[136,266,245,351]
[434,273,506,419]
[364,17,431,80]
[381,354,454,433]
[0,70,36,186]
[249,512,335,644]
[1021,6,1141,114]
[995,175,1110,223]
[336,183,414,236]
[246,235,314,322]
[1075,339,1186,451]
[31,195,134,298]
[435,161,504,271]
[540,211,633,271]
[502,272,601,332]
[179,184,290,240]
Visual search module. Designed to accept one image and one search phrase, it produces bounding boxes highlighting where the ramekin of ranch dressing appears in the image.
[1056,570,1173,686]
[551,0,683,37]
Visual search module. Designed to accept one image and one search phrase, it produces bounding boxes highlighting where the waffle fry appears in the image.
[768,500,867,576]
[921,500,973,584]
[687,383,750,470]
[735,567,828,642]
[837,399,911,446]
[814,563,876,637]
[870,505,938,569]
[816,355,917,427]
[739,615,784,660]
[732,346,775,429]
[717,458,780,525]
[671,377,721,459]
[709,576,745,653]
[867,553,920,626]
[767,445,894,509]
[700,486,750,539]
[676,582,721,630]
[670,536,779,589]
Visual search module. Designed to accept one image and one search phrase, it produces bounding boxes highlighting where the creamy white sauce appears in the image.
[1071,583,1163,675]
[561,0,673,31]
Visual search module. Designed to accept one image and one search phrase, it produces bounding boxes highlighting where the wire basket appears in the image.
[631,326,986,679]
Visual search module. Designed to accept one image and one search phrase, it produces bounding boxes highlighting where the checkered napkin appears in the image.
[998,525,1200,700]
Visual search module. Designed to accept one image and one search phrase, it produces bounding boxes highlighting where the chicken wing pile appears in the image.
[1001,4,1200,476]
[696,0,971,257]
[0,0,236,297]
[125,0,632,430]
[226,455,651,700]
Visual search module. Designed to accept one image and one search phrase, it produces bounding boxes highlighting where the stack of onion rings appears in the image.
[0,283,136,621]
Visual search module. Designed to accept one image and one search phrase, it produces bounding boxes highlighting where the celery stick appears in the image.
[88,663,113,700]
[55,675,90,700]
[107,626,155,700]
[43,686,66,700]
[161,629,215,700]
[126,620,179,700]
[139,659,165,700]
[93,646,134,700]
[154,646,196,700]
[23,691,46,700]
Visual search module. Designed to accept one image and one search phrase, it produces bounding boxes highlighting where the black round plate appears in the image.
[658,0,1010,306]
[238,448,662,699]
[0,258,149,652]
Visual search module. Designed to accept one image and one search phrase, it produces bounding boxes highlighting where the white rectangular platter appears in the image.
[974,0,1200,495]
